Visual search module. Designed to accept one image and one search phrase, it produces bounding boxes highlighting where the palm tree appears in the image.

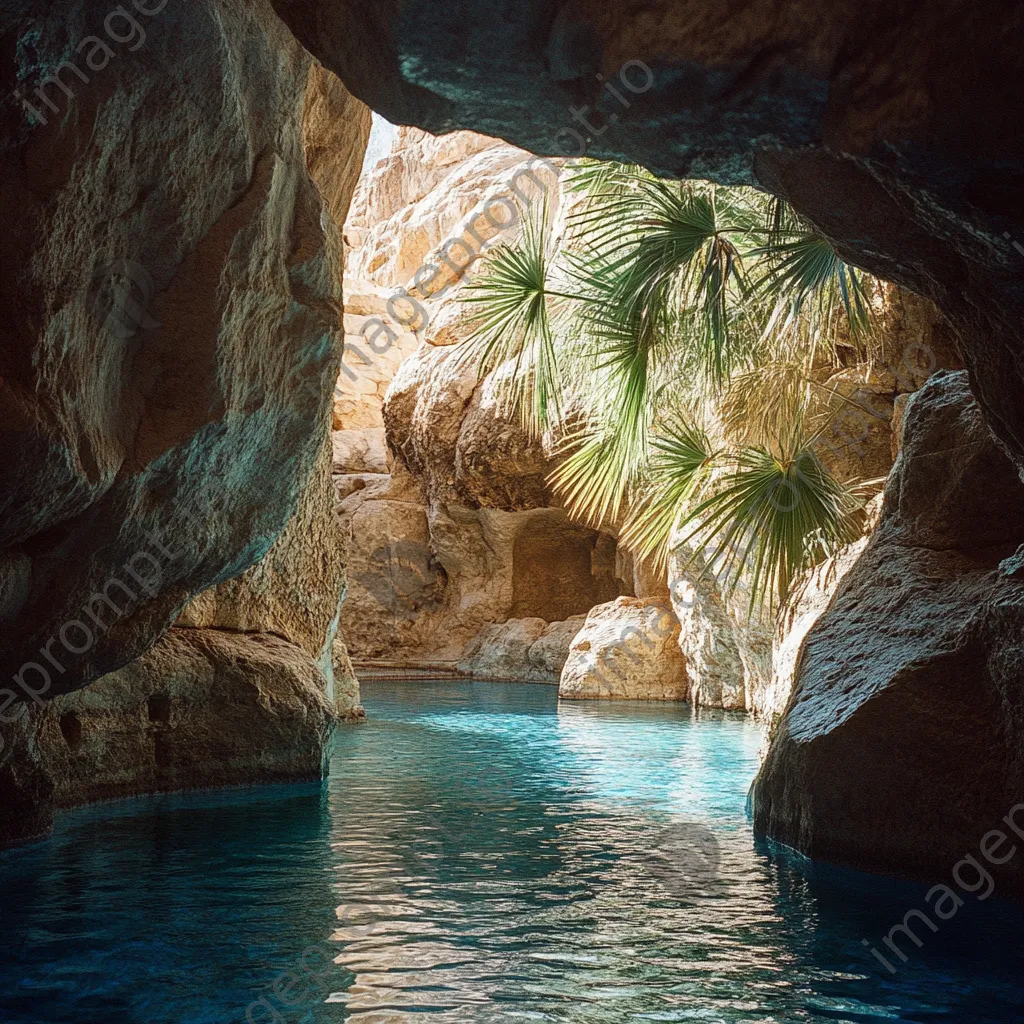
[458,163,877,610]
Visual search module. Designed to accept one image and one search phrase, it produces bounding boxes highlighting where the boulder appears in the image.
[1,628,335,845]
[384,343,560,510]
[668,542,772,713]
[458,616,585,682]
[751,371,1024,894]
[0,36,369,844]
[559,598,689,701]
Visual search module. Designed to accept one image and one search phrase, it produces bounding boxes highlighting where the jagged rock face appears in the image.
[178,429,356,711]
[668,544,769,713]
[335,128,557,432]
[345,128,525,289]
[385,344,557,511]
[764,502,881,728]
[272,0,1024,473]
[0,1,367,701]
[560,597,690,701]
[751,372,1024,892]
[331,326,632,668]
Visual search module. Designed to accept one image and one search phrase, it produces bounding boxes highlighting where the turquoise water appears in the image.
[2,679,1024,1023]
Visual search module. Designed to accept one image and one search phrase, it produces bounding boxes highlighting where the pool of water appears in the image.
[2,680,1024,1023]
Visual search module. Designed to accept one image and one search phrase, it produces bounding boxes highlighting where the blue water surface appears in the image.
[2,679,1023,1023]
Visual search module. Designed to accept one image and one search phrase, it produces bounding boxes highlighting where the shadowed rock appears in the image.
[272,0,1024,471]
[751,371,1024,895]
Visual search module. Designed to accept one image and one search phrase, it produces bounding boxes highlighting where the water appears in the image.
[2,680,1024,1023]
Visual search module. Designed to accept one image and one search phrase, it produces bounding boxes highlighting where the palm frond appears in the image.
[620,421,717,572]
[719,362,813,446]
[753,233,873,350]
[569,177,758,387]
[672,427,861,611]
[550,426,640,529]
[459,202,563,434]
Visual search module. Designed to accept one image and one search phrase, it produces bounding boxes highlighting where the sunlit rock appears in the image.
[559,598,690,701]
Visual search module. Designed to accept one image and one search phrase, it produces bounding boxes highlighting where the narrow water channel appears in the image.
[2,681,1022,1022]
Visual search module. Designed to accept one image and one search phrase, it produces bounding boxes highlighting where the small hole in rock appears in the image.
[59,711,83,751]
[148,694,172,724]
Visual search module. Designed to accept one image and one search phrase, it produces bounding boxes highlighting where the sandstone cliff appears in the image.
[0,9,370,845]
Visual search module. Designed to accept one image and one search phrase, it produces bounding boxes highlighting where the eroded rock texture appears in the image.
[2,628,336,845]
[751,372,1024,892]
[0,4,370,843]
[0,1,361,699]
[332,130,628,673]
[272,0,1024,474]
[559,598,690,701]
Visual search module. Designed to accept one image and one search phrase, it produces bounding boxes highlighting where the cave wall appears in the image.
[0,3,370,844]
[271,0,1024,472]
[0,0,353,702]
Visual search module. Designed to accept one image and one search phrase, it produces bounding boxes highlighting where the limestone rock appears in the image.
[891,393,910,459]
[458,616,585,682]
[177,428,354,711]
[338,464,627,664]
[751,371,1024,894]
[0,628,335,845]
[814,367,896,484]
[559,598,689,701]
[332,635,364,721]
[0,28,370,845]
[346,130,532,291]
[332,428,391,474]
[668,542,772,713]
[766,537,871,727]
[0,4,369,699]
[385,344,557,510]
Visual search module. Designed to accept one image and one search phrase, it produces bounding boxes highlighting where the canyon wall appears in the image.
[0,4,369,845]
[272,0,1024,479]
[334,129,633,678]
[334,122,955,709]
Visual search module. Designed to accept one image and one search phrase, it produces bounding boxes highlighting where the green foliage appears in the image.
[618,421,716,572]
[459,203,565,434]
[672,424,862,611]
[458,163,879,609]
[752,233,873,358]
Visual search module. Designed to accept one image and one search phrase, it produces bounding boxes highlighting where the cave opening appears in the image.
[0,5,1022,1023]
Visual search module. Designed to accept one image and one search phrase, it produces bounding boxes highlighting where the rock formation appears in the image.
[0,8,370,844]
[334,119,955,712]
[333,132,630,675]
[559,598,690,701]
[752,371,1024,893]
[459,616,586,683]
[272,0,1024,483]
[0,2,362,699]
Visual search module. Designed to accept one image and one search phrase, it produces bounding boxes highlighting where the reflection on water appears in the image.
[2,680,1023,1023]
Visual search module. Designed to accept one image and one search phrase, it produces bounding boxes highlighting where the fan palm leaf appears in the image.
[619,421,718,572]
[673,424,861,610]
[753,233,873,354]
[459,201,567,434]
